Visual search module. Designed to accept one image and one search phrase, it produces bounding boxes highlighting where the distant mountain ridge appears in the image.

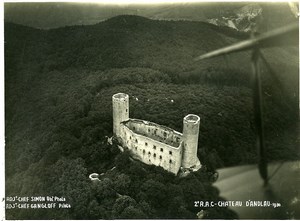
[5,14,250,77]
[4,2,297,32]
[207,3,263,32]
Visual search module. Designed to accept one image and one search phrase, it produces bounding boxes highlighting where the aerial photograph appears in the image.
[4,1,299,219]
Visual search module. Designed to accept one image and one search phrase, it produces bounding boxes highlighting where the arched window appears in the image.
[169,159,172,164]
[153,145,156,150]
[159,156,162,160]
[154,153,156,158]
[169,151,172,155]
[145,142,148,146]
[160,148,163,152]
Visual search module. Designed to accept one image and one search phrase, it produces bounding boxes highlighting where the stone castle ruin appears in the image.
[112,93,202,175]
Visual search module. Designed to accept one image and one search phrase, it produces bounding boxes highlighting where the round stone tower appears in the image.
[112,93,129,137]
[181,114,201,170]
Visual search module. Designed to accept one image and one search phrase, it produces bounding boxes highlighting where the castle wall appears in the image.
[120,124,182,175]
[112,93,202,175]
[124,119,182,147]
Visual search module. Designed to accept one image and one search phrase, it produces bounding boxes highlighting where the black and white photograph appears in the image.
[3,0,300,219]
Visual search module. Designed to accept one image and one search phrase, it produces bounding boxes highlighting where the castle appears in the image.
[112,93,202,175]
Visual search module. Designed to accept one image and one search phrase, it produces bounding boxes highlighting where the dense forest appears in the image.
[5,14,299,219]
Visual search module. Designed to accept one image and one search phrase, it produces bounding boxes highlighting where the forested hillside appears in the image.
[5,15,299,219]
